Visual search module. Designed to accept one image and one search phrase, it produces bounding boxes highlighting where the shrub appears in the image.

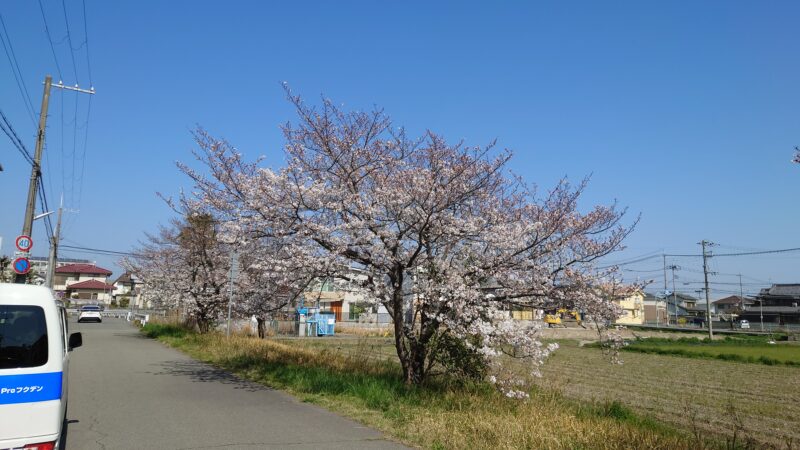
[431,332,488,382]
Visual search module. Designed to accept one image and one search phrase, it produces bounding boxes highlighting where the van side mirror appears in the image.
[68,332,83,351]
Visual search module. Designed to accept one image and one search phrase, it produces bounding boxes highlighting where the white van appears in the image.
[0,284,82,450]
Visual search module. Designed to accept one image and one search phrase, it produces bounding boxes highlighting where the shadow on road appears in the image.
[59,418,78,449]
[149,359,272,392]
[112,332,148,340]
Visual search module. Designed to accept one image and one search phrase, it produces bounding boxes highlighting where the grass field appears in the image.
[142,324,707,450]
[538,341,800,448]
[625,340,800,366]
[279,335,800,448]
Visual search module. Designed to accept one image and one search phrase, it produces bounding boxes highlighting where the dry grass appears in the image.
[536,342,800,448]
[335,324,394,337]
[274,334,800,449]
[143,323,704,449]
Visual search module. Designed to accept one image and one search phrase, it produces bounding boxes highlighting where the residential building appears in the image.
[54,263,115,304]
[303,270,379,322]
[615,291,645,325]
[713,295,753,317]
[29,256,94,281]
[739,284,800,326]
[112,272,146,308]
[643,292,693,323]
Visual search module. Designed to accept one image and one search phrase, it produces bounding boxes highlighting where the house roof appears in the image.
[760,284,800,297]
[644,292,699,305]
[67,279,116,290]
[114,272,133,284]
[741,306,800,314]
[714,296,746,305]
[56,263,112,276]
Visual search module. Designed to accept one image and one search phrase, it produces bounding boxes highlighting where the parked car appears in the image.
[739,319,750,329]
[0,283,82,449]
[78,305,102,323]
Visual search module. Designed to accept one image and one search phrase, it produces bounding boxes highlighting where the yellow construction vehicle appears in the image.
[544,309,583,328]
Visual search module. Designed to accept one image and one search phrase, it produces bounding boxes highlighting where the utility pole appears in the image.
[668,265,680,326]
[44,195,64,289]
[700,240,714,339]
[659,255,667,327]
[15,75,94,283]
[16,76,52,283]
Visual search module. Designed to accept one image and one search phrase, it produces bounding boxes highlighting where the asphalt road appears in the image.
[65,318,407,449]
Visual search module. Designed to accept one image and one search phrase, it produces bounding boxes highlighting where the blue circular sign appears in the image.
[13,257,31,275]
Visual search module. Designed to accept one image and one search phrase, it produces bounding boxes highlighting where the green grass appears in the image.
[140,323,704,450]
[619,336,800,366]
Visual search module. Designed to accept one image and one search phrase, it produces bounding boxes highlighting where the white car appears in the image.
[739,320,750,329]
[78,305,102,323]
[1,283,82,449]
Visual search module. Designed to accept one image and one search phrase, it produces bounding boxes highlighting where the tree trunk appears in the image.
[256,317,267,338]
[390,287,432,386]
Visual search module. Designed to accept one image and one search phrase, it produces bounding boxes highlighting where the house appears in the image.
[712,295,753,317]
[112,272,146,308]
[615,291,645,325]
[739,284,800,326]
[54,263,115,304]
[28,256,94,282]
[303,270,379,322]
[643,292,693,323]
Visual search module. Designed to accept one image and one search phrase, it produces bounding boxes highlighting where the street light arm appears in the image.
[34,211,55,220]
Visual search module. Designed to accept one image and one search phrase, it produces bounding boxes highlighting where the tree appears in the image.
[0,256,10,282]
[125,212,231,333]
[182,91,634,394]
[794,146,800,164]
[232,239,316,338]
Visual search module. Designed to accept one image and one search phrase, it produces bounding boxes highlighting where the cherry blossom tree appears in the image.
[794,146,799,164]
[125,212,230,333]
[180,91,635,393]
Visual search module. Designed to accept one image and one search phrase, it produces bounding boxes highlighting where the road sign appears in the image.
[15,235,33,252]
[12,257,31,275]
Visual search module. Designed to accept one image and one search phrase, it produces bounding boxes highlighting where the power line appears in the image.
[76,95,91,209]
[596,252,662,269]
[0,110,34,165]
[75,0,93,209]
[37,177,54,240]
[81,0,92,87]
[37,0,64,82]
[60,244,142,258]
[60,0,80,84]
[0,14,37,127]
[710,247,800,257]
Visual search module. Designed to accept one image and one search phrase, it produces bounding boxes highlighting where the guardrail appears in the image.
[127,312,150,326]
[67,308,167,325]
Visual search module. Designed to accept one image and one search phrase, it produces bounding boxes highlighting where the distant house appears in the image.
[29,256,93,282]
[112,272,146,308]
[713,295,753,317]
[303,270,380,322]
[615,291,645,325]
[54,263,115,304]
[643,292,693,323]
[739,284,800,326]
[65,279,117,304]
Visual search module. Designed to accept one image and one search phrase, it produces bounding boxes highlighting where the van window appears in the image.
[0,305,49,369]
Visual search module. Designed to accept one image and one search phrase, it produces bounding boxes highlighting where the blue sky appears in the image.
[1,1,798,298]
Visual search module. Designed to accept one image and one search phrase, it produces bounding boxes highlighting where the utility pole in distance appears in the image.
[699,240,714,339]
[659,255,667,327]
[668,265,680,326]
[44,195,65,288]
